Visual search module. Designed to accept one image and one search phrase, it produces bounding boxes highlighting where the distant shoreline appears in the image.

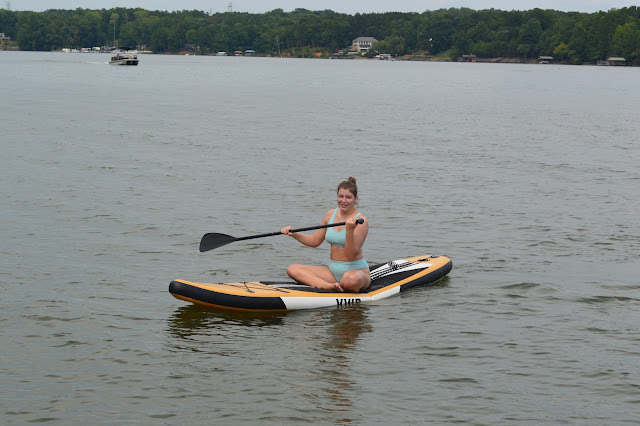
[3,49,633,67]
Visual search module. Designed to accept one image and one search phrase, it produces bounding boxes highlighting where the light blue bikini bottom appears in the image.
[329,258,369,282]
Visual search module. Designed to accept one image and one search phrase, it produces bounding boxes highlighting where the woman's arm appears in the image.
[343,215,368,260]
[282,210,333,248]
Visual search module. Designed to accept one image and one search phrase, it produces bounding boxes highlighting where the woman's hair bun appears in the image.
[347,177,356,184]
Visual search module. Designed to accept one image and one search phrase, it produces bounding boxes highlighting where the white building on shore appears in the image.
[352,37,378,52]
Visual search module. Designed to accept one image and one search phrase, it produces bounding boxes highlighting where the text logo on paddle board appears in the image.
[336,298,361,306]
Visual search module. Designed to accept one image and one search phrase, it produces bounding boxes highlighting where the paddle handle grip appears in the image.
[290,218,364,233]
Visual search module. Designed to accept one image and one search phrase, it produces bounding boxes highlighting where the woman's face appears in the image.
[337,188,357,211]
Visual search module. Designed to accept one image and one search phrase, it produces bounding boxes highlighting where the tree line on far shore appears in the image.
[1,6,639,64]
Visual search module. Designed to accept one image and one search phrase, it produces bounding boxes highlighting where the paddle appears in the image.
[199,218,364,252]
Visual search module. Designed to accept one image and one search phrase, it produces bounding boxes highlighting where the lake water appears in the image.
[2,51,639,424]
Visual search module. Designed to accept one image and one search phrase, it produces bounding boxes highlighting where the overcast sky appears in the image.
[5,0,638,14]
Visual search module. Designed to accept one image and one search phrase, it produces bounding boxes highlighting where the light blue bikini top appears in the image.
[325,208,362,248]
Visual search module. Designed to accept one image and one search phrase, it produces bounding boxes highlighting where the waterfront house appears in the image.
[0,32,10,41]
[538,55,554,64]
[352,37,378,52]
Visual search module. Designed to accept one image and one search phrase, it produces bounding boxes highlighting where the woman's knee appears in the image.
[340,270,370,292]
[286,264,299,278]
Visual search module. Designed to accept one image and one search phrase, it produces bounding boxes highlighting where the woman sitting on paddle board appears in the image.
[281,177,371,293]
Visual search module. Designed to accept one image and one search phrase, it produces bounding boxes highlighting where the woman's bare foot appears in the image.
[331,282,344,292]
[311,280,344,292]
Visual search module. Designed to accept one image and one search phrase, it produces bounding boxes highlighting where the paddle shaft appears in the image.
[199,218,364,252]
[235,218,364,242]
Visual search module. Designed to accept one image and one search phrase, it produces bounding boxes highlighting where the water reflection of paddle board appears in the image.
[169,255,452,312]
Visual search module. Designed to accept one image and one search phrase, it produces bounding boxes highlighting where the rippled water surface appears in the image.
[2,52,639,424]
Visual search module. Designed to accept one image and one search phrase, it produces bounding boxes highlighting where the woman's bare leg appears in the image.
[339,269,371,293]
[286,264,343,292]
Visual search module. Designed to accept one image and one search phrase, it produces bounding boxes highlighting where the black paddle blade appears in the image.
[199,233,237,252]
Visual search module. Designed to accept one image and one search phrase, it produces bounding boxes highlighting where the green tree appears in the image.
[43,18,70,50]
[109,13,119,45]
[0,9,18,37]
[518,18,542,57]
[568,21,588,63]
[611,21,640,63]
[293,14,320,47]
[392,19,417,52]
[254,25,277,53]
[150,26,169,52]
[118,20,137,47]
[16,12,46,50]
[468,20,490,42]
[211,23,230,52]
[229,22,249,50]
[373,34,405,55]
[321,16,350,50]
[275,17,294,50]
[517,43,531,59]
[553,42,570,60]
[452,32,472,57]
[491,28,510,57]
[425,13,454,54]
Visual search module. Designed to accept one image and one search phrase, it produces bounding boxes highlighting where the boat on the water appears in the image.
[109,48,139,65]
[169,254,452,312]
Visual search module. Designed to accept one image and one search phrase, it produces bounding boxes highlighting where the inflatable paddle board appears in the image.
[169,255,452,312]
